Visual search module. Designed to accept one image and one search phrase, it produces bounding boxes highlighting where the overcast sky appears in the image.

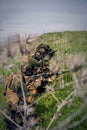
[0,0,87,39]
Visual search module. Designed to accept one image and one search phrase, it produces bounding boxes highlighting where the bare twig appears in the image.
[16,105,25,121]
[52,70,87,130]
[67,115,87,129]
[72,73,87,102]
[46,90,75,130]
[53,103,87,130]
[49,92,60,104]
[0,109,22,129]
[14,74,29,129]
[20,77,28,128]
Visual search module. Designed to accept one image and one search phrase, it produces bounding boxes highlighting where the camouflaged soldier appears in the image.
[4,44,56,127]
[4,44,56,108]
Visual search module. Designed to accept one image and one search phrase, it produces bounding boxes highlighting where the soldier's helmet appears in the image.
[20,44,55,75]
[34,44,55,61]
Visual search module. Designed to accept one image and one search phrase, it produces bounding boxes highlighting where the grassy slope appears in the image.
[0,31,87,130]
[34,31,87,129]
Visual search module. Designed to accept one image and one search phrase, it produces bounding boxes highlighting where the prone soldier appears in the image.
[4,44,56,128]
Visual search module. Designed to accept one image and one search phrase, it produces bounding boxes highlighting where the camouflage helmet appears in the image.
[34,44,55,60]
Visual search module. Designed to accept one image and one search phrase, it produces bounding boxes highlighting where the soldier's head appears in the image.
[34,44,55,61]
[20,44,55,75]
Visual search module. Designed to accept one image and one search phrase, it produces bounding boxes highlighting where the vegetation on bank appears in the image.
[0,31,87,130]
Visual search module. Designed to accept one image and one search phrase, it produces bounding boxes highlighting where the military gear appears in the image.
[34,44,55,60]
[4,73,22,110]
[21,56,38,76]
[4,44,57,128]
[5,88,19,111]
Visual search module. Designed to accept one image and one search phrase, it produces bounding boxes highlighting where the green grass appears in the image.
[34,31,87,129]
[0,82,7,130]
[0,31,87,130]
[68,106,87,130]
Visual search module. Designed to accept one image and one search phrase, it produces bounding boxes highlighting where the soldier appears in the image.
[4,44,56,129]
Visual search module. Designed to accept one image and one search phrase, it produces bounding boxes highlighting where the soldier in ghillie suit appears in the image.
[4,44,56,129]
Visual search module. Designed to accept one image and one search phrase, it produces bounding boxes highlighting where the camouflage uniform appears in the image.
[4,44,56,127]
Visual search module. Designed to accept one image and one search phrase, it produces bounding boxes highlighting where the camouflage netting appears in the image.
[3,44,57,129]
